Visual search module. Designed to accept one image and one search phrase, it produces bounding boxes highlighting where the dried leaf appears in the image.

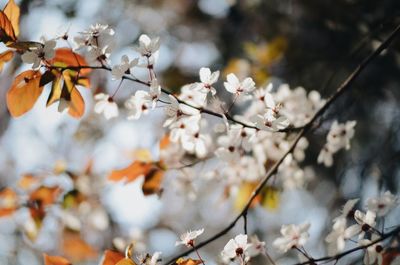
[0,10,16,43]
[100,250,125,265]
[109,160,165,196]
[28,186,62,221]
[3,0,19,37]
[108,161,153,183]
[142,168,164,196]
[0,49,13,72]
[43,254,71,265]
[17,174,39,190]
[176,258,202,265]
[40,70,56,87]
[6,70,43,117]
[116,258,137,265]
[0,188,18,217]
[62,231,97,262]
[7,40,42,51]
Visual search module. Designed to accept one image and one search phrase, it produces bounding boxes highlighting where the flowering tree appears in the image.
[0,1,400,265]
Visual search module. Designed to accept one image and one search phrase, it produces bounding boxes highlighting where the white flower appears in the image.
[192,67,220,95]
[246,235,266,257]
[327,120,357,151]
[163,95,200,128]
[94,93,118,119]
[21,39,56,69]
[325,217,348,255]
[125,91,152,120]
[169,115,200,143]
[178,84,207,108]
[317,145,334,167]
[224,73,255,96]
[367,191,397,217]
[74,23,115,50]
[137,252,162,265]
[135,34,160,58]
[111,55,139,80]
[181,132,210,158]
[175,228,204,247]
[86,45,112,63]
[334,198,359,221]
[317,120,357,167]
[273,222,310,253]
[359,235,383,265]
[253,110,290,132]
[345,210,376,239]
[221,234,252,260]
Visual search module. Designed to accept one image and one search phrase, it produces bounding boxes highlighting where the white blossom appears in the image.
[137,252,162,265]
[345,210,376,239]
[175,229,204,247]
[273,222,310,253]
[221,234,252,260]
[135,34,160,58]
[178,84,207,108]
[224,73,255,96]
[359,235,383,265]
[367,191,397,217]
[246,235,266,257]
[74,23,115,50]
[192,67,220,95]
[163,95,200,128]
[253,110,289,132]
[21,38,56,69]
[94,93,119,119]
[111,55,139,80]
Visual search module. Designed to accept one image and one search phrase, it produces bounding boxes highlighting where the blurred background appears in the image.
[0,0,400,264]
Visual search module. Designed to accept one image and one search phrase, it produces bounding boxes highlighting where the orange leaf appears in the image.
[116,258,137,265]
[176,258,203,265]
[100,250,125,265]
[3,0,19,37]
[142,168,164,196]
[6,70,43,117]
[108,161,153,183]
[0,10,16,43]
[62,231,97,262]
[64,72,85,118]
[28,186,62,221]
[159,134,170,150]
[0,49,13,72]
[51,48,91,77]
[18,174,39,190]
[0,188,18,217]
[43,253,72,265]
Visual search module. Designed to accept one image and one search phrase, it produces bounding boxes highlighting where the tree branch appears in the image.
[294,226,400,265]
[163,22,400,265]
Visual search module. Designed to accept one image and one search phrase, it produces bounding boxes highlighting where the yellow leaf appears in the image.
[0,49,13,72]
[43,254,72,265]
[0,187,18,217]
[6,70,43,117]
[260,186,280,211]
[3,0,19,37]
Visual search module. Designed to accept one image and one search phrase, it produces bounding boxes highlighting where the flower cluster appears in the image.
[318,120,357,167]
[325,193,398,264]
